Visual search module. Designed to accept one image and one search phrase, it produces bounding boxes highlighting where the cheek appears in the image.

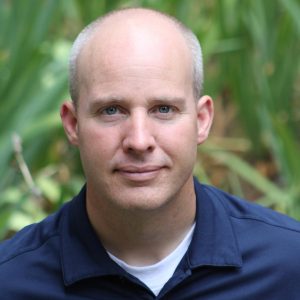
[158,122,198,155]
[78,123,121,159]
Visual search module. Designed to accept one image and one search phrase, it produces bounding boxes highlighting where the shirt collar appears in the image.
[188,179,242,269]
[60,179,242,286]
[60,185,125,286]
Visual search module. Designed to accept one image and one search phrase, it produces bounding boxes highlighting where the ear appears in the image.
[196,95,214,145]
[60,101,79,146]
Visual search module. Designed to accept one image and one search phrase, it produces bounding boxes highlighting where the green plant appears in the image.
[1,0,300,241]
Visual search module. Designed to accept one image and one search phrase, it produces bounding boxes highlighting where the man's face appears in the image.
[61,18,213,212]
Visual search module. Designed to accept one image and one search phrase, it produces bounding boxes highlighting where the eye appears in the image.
[150,104,178,120]
[97,105,125,122]
[103,106,119,115]
[158,105,171,113]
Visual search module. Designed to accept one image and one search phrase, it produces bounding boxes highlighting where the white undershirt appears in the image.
[108,223,195,296]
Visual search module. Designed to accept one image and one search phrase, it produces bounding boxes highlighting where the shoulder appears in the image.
[202,184,300,265]
[201,184,300,279]
[201,184,300,234]
[0,203,71,297]
[0,203,68,269]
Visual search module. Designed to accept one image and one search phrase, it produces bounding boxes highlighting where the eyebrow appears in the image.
[88,95,187,111]
[148,96,186,106]
[88,96,125,111]
[90,95,124,103]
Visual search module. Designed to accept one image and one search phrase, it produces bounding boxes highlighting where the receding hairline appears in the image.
[69,7,203,105]
[80,7,193,44]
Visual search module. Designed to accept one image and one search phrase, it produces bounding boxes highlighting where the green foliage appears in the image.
[0,0,300,240]
[196,0,300,219]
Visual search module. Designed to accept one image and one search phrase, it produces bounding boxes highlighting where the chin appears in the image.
[111,185,173,212]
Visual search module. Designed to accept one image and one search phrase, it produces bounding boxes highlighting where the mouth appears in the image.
[114,165,164,181]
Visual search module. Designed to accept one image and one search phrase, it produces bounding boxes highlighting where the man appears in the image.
[1,7,300,299]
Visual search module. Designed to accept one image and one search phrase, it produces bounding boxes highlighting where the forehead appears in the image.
[76,11,193,100]
[82,10,189,54]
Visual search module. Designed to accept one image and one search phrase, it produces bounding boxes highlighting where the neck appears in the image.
[86,181,196,266]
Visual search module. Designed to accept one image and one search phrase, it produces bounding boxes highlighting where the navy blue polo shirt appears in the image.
[1,179,300,299]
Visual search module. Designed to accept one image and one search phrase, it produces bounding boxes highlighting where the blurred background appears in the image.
[0,0,299,240]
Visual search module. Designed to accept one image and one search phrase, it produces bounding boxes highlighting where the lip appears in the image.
[114,165,164,181]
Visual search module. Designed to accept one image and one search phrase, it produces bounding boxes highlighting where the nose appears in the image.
[122,111,155,154]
